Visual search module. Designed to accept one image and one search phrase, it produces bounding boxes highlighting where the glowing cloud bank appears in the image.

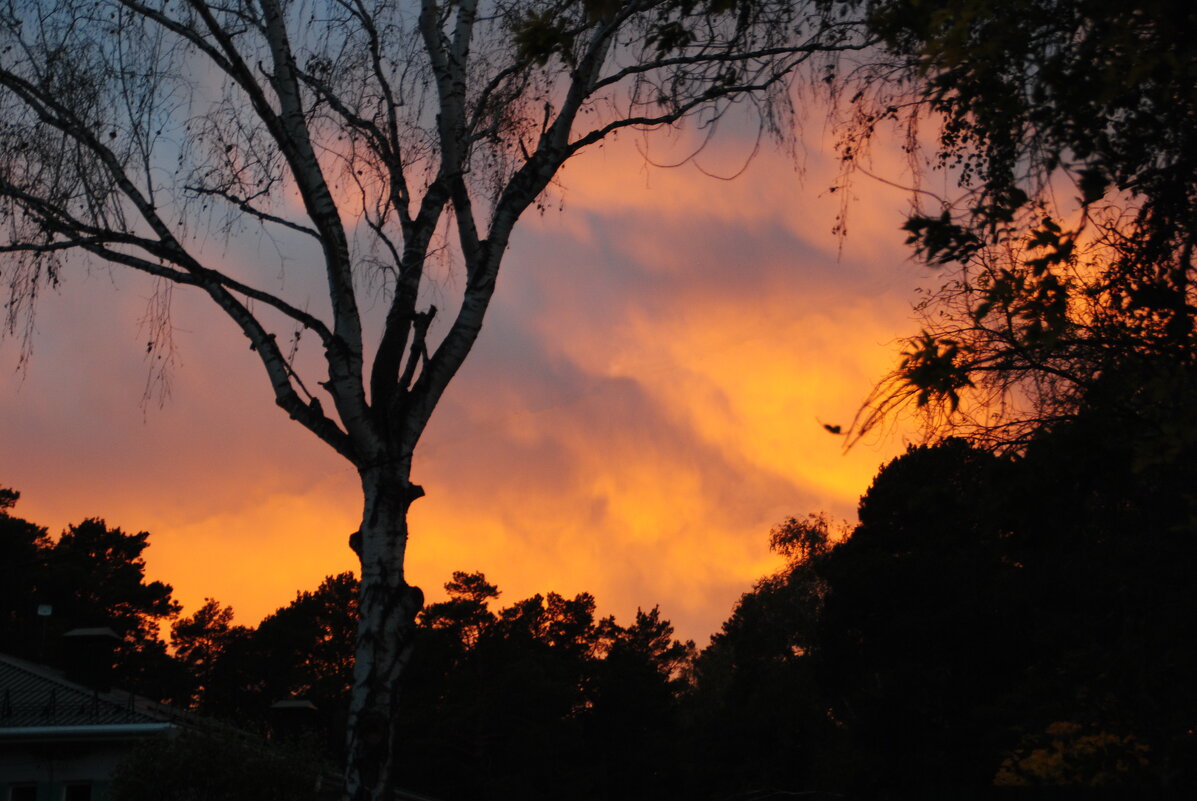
[0,130,927,644]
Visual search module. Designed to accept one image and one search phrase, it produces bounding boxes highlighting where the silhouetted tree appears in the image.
[814,441,1021,793]
[421,570,501,652]
[395,572,696,801]
[198,572,359,754]
[825,7,1197,782]
[847,0,1197,449]
[0,3,873,794]
[1004,402,1197,788]
[0,488,52,657]
[771,433,1196,792]
[583,606,694,800]
[0,487,19,511]
[47,519,180,637]
[45,519,181,696]
[258,572,359,707]
[434,589,602,799]
[171,597,249,708]
[0,500,182,698]
[683,514,841,798]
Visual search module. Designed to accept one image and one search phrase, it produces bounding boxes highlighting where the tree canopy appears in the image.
[0,493,181,696]
[846,0,1197,448]
[818,7,1197,786]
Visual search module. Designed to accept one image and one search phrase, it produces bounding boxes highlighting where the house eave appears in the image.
[0,722,175,742]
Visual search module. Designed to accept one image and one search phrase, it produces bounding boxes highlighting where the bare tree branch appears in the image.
[184,183,322,238]
[0,2,872,798]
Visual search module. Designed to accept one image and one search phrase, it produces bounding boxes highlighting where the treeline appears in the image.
[4,385,1195,797]
[0,491,694,798]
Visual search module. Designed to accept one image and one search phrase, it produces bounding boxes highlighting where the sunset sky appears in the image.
[0,120,935,645]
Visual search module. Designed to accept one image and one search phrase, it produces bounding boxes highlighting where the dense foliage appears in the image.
[847,0,1197,448]
[110,727,332,801]
[0,498,180,697]
[4,391,1194,797]
[680,437,1194,795]
[819,7,1197,786]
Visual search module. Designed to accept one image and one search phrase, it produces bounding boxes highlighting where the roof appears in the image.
[0,651,177,737]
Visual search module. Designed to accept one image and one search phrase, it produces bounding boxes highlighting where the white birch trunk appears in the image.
[344,465,424,801]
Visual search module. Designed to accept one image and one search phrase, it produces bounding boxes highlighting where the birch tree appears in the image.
[0,0,868,797]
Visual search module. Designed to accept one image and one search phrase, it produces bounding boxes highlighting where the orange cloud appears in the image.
[1,124,926,645]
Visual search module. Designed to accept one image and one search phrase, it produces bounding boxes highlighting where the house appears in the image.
[1,647,432,801]
[0,649,176,801]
